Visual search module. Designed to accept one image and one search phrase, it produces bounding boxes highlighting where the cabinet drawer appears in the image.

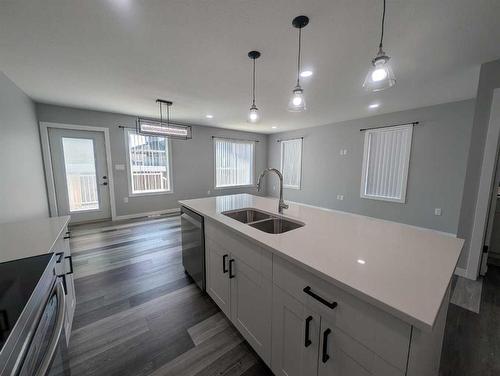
[273,256,411,371]
[205,220,272,279]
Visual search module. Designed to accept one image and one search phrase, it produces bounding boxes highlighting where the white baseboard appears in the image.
[113,207,180,221]
[454,267,468,278]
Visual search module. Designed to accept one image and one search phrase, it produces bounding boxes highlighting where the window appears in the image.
[126,130,172,195]
[280,138,303,189]
[360,124,413,203]
[214,138,255,188]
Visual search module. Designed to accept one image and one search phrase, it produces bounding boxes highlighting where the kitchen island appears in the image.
[180,194,463,376]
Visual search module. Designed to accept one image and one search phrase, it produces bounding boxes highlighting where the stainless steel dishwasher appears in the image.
[181,206,205,291]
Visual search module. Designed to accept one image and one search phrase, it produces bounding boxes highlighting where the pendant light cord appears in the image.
[252,57,256,106]
[379,0,386,49]
[296,27,302,85]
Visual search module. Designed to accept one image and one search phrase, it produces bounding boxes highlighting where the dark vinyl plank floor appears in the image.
[68,214,500,376]
[68,214,272,376]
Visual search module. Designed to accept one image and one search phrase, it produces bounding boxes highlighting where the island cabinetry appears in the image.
[205,220,273,365]
[52,225,76,344]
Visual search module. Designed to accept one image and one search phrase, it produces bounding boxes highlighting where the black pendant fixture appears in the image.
[288,15,309,112]
[248,50,261,123]
[363,0,396,91]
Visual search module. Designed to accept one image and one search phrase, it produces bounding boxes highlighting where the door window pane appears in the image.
[62,138,99,212]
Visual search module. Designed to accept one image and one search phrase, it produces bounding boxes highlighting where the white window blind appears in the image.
[360,124,413,203]
[214,138,255,188]
[281,138,303,189]
[127,130,172,195]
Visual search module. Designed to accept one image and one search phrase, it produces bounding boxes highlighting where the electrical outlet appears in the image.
[123,197,129,203]
[273,186,276,191]
[339,149,348,156]
[336,194,344,200]
[207,190,211,195]
[434,208,442,216]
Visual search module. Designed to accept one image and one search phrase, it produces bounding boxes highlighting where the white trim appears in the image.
[113,207,180,221]
[39,121,117,220]
[124,128,174,196]
[454,267,467,278]
[466,89,500,280]
[360,124,413,204]
[280,138,303,190]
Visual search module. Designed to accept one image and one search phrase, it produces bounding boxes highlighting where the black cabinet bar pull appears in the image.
[304,316,313,347]
[229,259,235,279]
[65,256,74,275]
[55,252,64,263]
[222,254,229,273]
[63,234,71,239]
[322,328,331,363]
[303,286,338,309]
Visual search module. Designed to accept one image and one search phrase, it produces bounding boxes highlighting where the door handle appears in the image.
[322,328,331,363]
[100,182,108,186]
[229,259,235,279]
[102,176,107,179]
[304,316,313,347]
[222,254,229,273]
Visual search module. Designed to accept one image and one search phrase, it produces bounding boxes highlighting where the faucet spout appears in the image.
[256,168,289,214]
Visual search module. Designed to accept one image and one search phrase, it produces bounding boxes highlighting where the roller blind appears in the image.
[360,124,413,203]
[281,138,303,189]
[214,138,255,188]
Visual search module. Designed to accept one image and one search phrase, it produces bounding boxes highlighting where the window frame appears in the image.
[280,138,303,190]
[213,138,256,189]
[360,124,413,203]
[124,129,174,197]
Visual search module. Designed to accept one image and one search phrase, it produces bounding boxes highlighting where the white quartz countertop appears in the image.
[179,194,464,331]
[0,216,70,263]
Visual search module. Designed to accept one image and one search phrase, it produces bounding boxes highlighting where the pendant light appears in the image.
[137,99,192,139]
[248,50,261,123]
[288,15,309,112]
[363,0,396,91]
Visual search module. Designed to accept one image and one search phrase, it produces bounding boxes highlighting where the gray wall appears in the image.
[0,72,49,223]
[267,99,474,235]
[36,104,268,217]
[457,59,500,269]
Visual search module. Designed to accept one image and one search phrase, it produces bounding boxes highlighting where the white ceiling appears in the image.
[1,0,499,133]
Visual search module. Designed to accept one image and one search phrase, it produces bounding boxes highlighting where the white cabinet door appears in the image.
[272,286,320,376]
[206,241,231,317]
[230,255,273,365]
[317,317,404,376]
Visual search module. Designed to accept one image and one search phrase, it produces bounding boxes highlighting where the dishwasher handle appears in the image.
[34,280,66,376]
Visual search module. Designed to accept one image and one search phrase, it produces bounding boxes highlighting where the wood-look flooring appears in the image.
[68,214,273,376]
[68,214,500,376]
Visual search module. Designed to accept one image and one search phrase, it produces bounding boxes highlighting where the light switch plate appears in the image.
[115,164,126,171]
[337,194,344,200]
[434,208,442,216]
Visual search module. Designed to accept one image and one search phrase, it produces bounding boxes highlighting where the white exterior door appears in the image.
[48,128,111,223]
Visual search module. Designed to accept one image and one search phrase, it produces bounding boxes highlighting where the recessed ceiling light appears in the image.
[368,103,380,109]
[206,114,214,119]
[300,70,313,78]
[357,259,366,265]
[272,126,277,129]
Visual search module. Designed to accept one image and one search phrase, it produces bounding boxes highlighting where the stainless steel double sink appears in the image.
[221,208,304,234]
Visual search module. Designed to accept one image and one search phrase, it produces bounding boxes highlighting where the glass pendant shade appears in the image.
[248,104,260,123]
[288,85,306,112]
[363,53,395,92]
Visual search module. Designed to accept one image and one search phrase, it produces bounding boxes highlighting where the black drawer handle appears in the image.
[303,286,338,309]
[55,252,64,263]
[304,316,313,347]
[65,256,74,275]
[322,328,331,363]
[63,235,71,239]
[222,254,229,273]
[229,259,235,279]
